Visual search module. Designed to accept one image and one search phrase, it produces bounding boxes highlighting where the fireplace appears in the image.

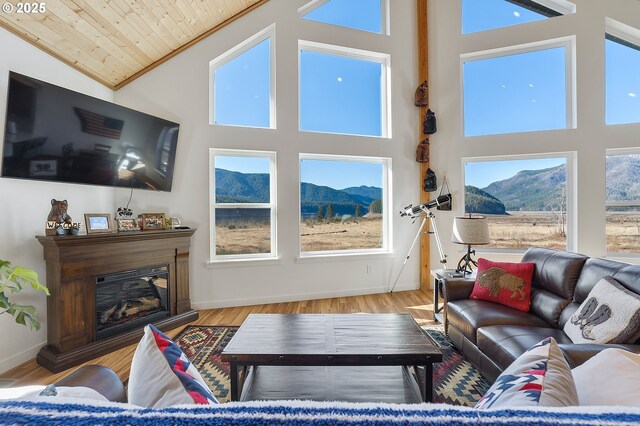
[36,229,198,372]
[95,265,170,340]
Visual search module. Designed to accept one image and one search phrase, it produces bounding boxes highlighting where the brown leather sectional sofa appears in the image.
[443,247,640,383]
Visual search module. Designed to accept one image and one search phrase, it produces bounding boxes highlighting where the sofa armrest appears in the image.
[442,277,475,303]
[559,344,640,368]
[55,365,126,403]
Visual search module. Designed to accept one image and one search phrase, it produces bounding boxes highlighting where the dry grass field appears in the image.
[606,213,640,253]
[215,218,383,255]
[300,218,383,252]
[485,212,567,250]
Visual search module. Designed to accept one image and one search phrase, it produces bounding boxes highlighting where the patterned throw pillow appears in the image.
[470,258,535,311]
[564,277,640,344]
[128,324,218,408]
[475,337,578,409]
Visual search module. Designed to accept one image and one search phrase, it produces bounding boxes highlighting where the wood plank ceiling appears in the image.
[0,0,268,89]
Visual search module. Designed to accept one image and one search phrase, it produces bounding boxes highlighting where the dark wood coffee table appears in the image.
[221,314,442,403]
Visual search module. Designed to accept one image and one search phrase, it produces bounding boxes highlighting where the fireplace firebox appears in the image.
[95,265,170,340]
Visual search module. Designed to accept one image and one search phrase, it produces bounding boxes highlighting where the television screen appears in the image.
[2,72,179,191]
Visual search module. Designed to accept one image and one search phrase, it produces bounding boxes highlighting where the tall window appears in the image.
[462,39,574,137]
[210,25,275,128]
[464,155,572,250]
[299,41,390,138]
[605,27,640,125]
[606,150,640,254]
[462,0,574,35]
[299,154,391,256]
[299,0,387,35]
[210,150,277,261]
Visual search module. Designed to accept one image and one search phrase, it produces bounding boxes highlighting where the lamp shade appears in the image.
[451,216,490,245]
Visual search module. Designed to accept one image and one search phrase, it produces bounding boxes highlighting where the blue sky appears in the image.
[214,38,270,127]
[606,39,640,124]
[301,159,382,189]
[465,157,566,189]
[215,156,270,174]
[464,47,567,136]
[462,0,549,34]
[303,0,382,34]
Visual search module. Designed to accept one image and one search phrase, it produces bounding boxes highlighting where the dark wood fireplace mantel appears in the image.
[36,229,199,372]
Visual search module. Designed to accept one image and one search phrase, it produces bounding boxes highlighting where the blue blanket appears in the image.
[1,398,640,425]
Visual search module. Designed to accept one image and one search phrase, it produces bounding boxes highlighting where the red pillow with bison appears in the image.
[470,258,535,312]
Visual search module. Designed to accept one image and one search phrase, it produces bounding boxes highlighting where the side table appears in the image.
[430,269,475,324]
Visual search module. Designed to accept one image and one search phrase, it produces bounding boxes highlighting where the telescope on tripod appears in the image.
[389,193,451,293]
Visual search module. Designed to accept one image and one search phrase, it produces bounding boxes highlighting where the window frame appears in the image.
[460,36,577,137]
[209,24,276,129]
[297,0,391,36]
[605,147,640,257]
[298,153,393,258]
[461,151,576,253]
[209,148,278,262]
[298,40,392,139]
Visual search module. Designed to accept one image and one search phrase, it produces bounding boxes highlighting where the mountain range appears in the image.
[467,154,640,214]
[215,168,382,216]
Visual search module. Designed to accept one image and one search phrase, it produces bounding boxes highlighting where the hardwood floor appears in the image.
[0,289,435,387]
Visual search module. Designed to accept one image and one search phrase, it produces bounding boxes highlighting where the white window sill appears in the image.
[206,257,281,268]
[296,252,394,263]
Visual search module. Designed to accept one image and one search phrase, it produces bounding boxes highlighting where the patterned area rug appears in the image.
[174,324,490,406]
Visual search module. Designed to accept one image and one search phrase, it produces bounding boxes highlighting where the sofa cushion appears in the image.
[573,257,629,303]
[475,337,578,409]
[530,288,570,328]
[564,277,640,344]
[572,348,640,407]
[447,299,549,344]
[470,258,534,312]
[477,325,573,371]
[522,248,587,300]
[128,324,218,408]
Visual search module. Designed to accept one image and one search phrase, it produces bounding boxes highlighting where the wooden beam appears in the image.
[114,0,269,90]
[417,0,430,291]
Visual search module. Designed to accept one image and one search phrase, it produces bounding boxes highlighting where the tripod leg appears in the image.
[390,217,428,293]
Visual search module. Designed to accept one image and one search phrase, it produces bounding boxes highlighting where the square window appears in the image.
[300,0,385,34]
[210,150,276,260]
[606,152,640,254]
[299,42,390,138]
[464,156,570,250]
[300,155,391,255]
[606,34,640,125]
[210,26,274,128]
[462,0,573,35]
[463,44,571,136]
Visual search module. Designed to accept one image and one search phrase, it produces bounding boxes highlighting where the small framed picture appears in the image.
[116,218,138,232]
[84,213,113,234]
[138,213,165,231]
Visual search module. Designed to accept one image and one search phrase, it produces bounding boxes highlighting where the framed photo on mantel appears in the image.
[84,213,113,234]
[138,213,165,231]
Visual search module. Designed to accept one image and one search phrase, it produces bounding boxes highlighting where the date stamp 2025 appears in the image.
[2,2,46,14]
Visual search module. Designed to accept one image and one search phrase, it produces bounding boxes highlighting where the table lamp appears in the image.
[451,215,490,276]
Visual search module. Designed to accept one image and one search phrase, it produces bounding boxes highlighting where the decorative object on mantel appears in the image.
[116,218,138,232]
[423,109,437,134]
[451,215,491,276]
[0,259,49,330]
[414,80,429,107]
[423,168,437,192]
[45,199,81,236]
[167,217,182,229]
[84,213,114,234]
[416,138,430,163]
[437,177,452,211]
[139,213,166,231]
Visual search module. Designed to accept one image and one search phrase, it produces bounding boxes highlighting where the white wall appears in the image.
[115,0,422,309]
[428,0,640,265]
[0,29,115,372]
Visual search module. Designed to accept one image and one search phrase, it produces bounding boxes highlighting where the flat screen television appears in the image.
[2,72,179,191]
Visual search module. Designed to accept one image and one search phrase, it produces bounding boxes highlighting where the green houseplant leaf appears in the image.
[0,260,48,331]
